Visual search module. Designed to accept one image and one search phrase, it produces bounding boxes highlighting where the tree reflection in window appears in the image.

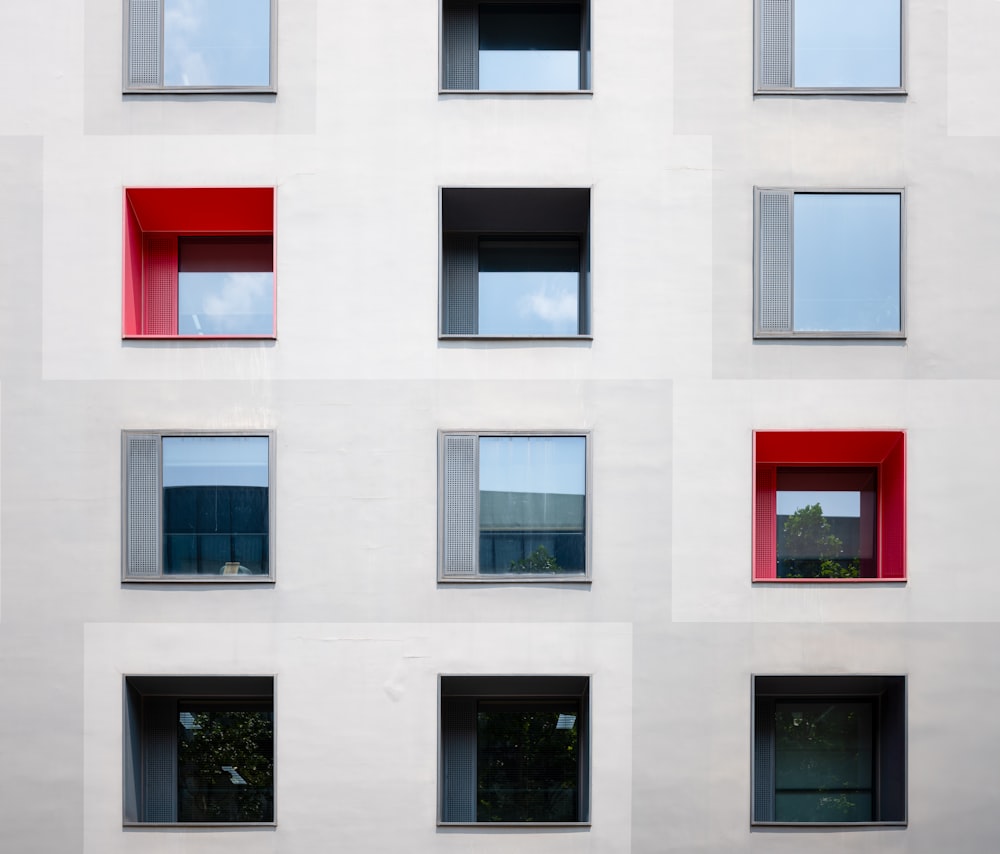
[177,704,273,822]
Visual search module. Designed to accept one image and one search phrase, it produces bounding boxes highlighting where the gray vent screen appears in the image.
[126,433,160,577]
[758,191,793,332]
[441,697,477,821]
[128,0,161,86]
[759,0,792,88]
[443,234,477,335]
[443,0,477,89]
[443,434,477,576]
[753,698,775,821]
[143,696,177,822]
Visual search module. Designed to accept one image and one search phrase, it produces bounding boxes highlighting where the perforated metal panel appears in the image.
[443,434,477,576]
[441,696,477,821]
[758,191,792,333]
[126,433,160,577]
[142,236,176,335]
[143,696,177,822]
[442,0,477,89]
[759,0,791,88]
[128,0,161,87]
[443,234,477,335]
[753,697,775,822]
[753,464,777,579]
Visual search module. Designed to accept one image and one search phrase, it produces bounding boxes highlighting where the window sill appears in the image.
[124,822,277,829]
[123,87,277,96]
[439,575,591,583]
[439,89,593,96]
[122,334,277,341]
[752,820,906,828]
[754,87,906,96]
[752,577,906,584]
[439,334,593,341]
[122,576,275,584]
[438,821,591,828]
[754,331,906,340]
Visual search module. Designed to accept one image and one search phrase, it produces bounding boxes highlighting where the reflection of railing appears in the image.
[479,531,585,573]
[177,784,273,823]
[163,533,268,575]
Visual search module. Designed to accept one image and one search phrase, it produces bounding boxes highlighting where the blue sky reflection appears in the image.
[178,272,274,335]
[480,436,585,496]
[163,436,268,488]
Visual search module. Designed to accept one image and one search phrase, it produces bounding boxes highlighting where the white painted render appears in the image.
[1,1,999,852]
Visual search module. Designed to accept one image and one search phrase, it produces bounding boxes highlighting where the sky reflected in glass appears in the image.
[480,436,585,496]
[793,194,900,332]
[178,272,274,335]
[163,436,268,488]
[794,0,900,88]
[164,0,271,87]
[478,4,581,90]
[479,52,580,90]
[777,490,861,517]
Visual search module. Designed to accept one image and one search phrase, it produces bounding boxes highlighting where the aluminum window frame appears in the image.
[753,0,906,95]
[123,0,278,94]
[123,674,277,826]
[438,430,593,582]
[438,674,592,826]
[440,0,592,93]
[751,675,907,826]
[121,429,277,583]
[753,187,906,340]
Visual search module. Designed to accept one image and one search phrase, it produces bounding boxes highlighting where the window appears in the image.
[125,0,276,93]
[440,432,589,580]
[442,1,591,91]
[755,189,903,338]
[755,0,903,93]
[123,431,274,581]
[123,188,275,338]
[124,676,274,824]
[753,676,906,825]
[440,676,590,824]
[754,431,905,581]
[441,188,591,337]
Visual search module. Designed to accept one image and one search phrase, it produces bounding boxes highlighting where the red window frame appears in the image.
[753,431,905,581]
[123,187,275,338]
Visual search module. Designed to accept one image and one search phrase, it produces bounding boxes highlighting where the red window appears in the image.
[123,188,275,338]
[754,431,905,581]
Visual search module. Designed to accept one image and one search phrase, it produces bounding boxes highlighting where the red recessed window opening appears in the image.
[123,188,275,338]
[754,431,905,581]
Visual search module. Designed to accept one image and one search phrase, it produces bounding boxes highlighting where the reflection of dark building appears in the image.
[163,486,269,575]
[479,490,585,573]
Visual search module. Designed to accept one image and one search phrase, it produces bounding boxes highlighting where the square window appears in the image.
[441,188,591,338]
[442,1,591,91]
[123,431,274,581]
[754,431,905,581]
[440,675,590,823]
[440,432,589,580]
[755,190,903,338]
[124,676,274,824]
[753,676,906,825]
[755,0,903,92]
[125,0,276,92]
[123,188,275,338]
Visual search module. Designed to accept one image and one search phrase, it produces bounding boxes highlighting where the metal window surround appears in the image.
[753,187,906,339]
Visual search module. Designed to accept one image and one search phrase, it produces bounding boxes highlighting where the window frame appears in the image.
[121,430,276,583]
[753,430,905,582]
[438,430,592,582]
[123,675,276,826]
[752,675,907,826]
[440,187,593,339]
[753,188,906,339]
[123,187,276,339]
[440,0,592,93]
[439,674,592,826]
[123,0,278,94]
[753,0,906,95]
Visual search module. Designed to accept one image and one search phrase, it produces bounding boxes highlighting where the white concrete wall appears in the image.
[2,0,1000,852]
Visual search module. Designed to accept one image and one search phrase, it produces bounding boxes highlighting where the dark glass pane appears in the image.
[162,437,269,575]
[477,701,579,822]
[177,704,273,822]
[478,4,582,89]
[776,467,876,578]
[479,436,586,574]
[774,701,874,822]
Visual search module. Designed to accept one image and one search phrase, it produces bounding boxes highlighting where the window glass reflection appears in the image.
[794,0,900,88]
[164,0,271,87]
[478,3,581,90]
[478,240,580,336]
[178,237,273,336]
[479,436,585,574]
[162,437,269,575]
[793,194,900,333]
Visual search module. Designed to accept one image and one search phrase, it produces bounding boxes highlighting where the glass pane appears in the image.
[479,4,581,90]
[178,237,274,336]
[164,0,271,87]
[177,703,273,822]
[793,194,901,333]
[477,701,579,822]
[776,468,876,578]
[774,702,874,822]
[479,436,586,574]
[794,0,901,88]
[163,437,269,575]
[478,241,580,336]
